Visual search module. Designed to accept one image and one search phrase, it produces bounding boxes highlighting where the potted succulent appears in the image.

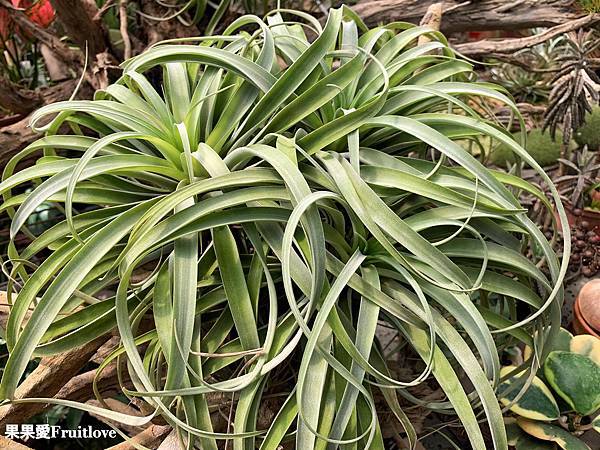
[556,146,600,230]
[501,329,600,449]
[574,279,600,337]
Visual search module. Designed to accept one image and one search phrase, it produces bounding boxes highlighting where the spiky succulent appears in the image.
[543,30,600,146]
[556,146,600,208]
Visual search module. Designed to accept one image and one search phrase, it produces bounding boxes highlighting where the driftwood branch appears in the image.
[0,79,94,167]
[454,13,600,56]
[418,2,443,46]
[0,436,33,449]
[108,424,172,450]
[352,0,586,33]
[0,336,109,431]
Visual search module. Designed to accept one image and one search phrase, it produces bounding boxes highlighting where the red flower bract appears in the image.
[1,0,55,41]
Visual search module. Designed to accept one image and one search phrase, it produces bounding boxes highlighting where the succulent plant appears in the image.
[488,34,564,104]
[501,330,600,450]
[556,146,600,209]
[543,30,600,150]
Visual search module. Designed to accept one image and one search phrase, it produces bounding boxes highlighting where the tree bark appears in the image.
[141,0,199,46]
[0,79,42,115]
[0,79,94,167]
[352,0,586,33]
[108,425,172,450]
[49,0,108,57]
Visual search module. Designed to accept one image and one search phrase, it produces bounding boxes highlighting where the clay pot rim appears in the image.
[563,200,600,214]
[574,294,600,338]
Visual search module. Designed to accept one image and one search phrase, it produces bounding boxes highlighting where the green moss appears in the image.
[489,129,566,168]
[575,106,600,150]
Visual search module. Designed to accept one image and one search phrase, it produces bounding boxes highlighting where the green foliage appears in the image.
[0,7,569,449]
[488,34,564,104]
[575,107,600,150]
[502,330,600,449]
[544,351,600,416]
[499,367,559,421]
[579,0,600,13]
[518,419,591,450]
[490,128,567,167]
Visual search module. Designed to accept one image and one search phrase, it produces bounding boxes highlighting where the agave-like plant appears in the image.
[0,7,569,449]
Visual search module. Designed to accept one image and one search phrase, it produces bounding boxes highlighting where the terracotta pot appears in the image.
[572,279,600,338]
[556,201,600,232]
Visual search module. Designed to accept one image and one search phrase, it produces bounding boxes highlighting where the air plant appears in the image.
[0,7,569,449]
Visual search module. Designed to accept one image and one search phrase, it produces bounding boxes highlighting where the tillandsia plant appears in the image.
[501,329,600,450]
[0,7,570,449]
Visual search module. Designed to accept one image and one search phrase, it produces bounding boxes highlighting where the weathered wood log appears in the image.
[0,436,33,449]
[0,79,94,167]
[108,424,172,450]
[0,333,109,432]
[49,0,109,58]
[54,361,128,404]
[0,79,42,116]
[454,13,600,56]
[352,0,586,33]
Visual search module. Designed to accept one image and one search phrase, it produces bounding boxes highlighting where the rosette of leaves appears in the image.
[501,330,600,450]
[488,34,564,104]
[0,7,569,450]
[556,146,600,209]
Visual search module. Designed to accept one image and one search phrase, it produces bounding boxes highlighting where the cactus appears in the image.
[490,128,567,167]
[575,106,600,150]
